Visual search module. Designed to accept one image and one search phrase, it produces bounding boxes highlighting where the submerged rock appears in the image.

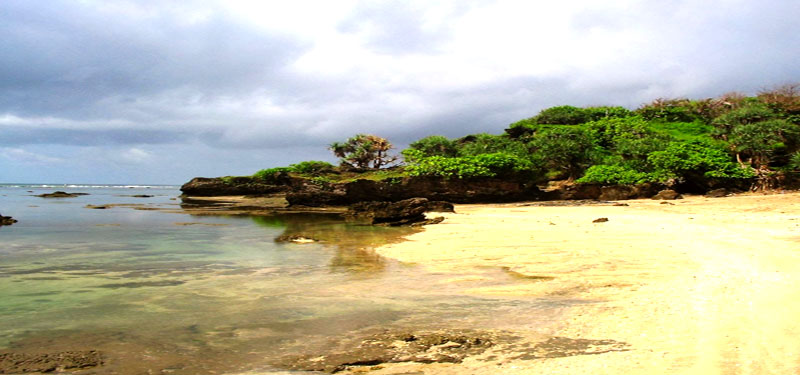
[0,214,17,226]
[0,350,103,373]
[277,329,497,373]
[36,191,89,198]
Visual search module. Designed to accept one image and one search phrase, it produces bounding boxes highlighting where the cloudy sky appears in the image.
[1,0,799,184]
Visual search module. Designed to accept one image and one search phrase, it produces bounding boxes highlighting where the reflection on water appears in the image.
[0,186,569,374]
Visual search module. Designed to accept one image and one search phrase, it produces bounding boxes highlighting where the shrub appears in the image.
[405,135,458,159]
[406,152,534,179]
[534,105,588,125]
[529,127,598,179]
[289,160,335,175]
[253,167,292,183]
[636,98,698,122]
[577,165,654,185]
[729,119,800,168]
[455,133,528,157]
[647,141,754,181]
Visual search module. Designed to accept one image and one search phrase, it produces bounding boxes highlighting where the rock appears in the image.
[180,177,288,196]
[612,203,629,206]
[425,201,455,212]
[705,188,728,198]
[592,217,609,223]
[277,329,497,373]
[652,189,682,200]
[36,191,89,198]
[130,194,153,198]
[274,234,318,243]
[85,204,109,209]
[410,216,445,227]
[0,351,103,373]
[345,198,433,226]
[660,201,674,205]
[0,214,17,226]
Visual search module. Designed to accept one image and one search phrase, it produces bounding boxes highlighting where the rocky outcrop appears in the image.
[286,177,543,206]
[180,177,289,196]
[0,214,17,226]
[652,189,683,200]
[542,181,664,201]
[36,191,89,198]
[344,198,444,226]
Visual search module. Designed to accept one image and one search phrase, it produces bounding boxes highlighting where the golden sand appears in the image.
[372,192,800,374]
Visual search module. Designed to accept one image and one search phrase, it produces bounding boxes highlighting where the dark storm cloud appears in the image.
[1,0,800,183]
[0,0,306,119]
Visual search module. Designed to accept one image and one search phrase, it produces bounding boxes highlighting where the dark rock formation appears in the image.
[652,189,683,200]
[36,191,89,198]
[705,188,729,198]
[543,182,662,201]
[425,201,455,212]
[592,217,609,223]
[0,214,17,226]
[180,177,289,196]
[277,329,497,373]
[0,351,103,373]
[345,198,443,226]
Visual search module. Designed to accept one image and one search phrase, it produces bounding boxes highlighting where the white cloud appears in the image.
[0,147,64,164]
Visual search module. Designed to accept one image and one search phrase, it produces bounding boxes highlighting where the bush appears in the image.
[534,105,589,125]
[647,141,754,181]
[289,160,335,175]
[577,165,654,185]
[455,133,528,157]
[529,127,598,179]
[253,167,292,182]
[636,98,698,122]
[405,135,458,159]
[406,152,534,179]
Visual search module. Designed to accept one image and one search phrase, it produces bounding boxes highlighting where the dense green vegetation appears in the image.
[246,84,800,191]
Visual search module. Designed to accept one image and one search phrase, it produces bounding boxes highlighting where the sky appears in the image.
[1,0,799,184]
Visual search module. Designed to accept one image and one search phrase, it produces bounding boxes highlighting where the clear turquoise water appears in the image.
[0,185,567,374]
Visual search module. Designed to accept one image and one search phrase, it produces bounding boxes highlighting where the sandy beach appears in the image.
[371,192,800,374]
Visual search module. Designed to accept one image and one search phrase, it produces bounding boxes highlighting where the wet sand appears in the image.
[373,192,800,374]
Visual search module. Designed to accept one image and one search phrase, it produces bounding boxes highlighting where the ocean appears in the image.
[0,184,564,373]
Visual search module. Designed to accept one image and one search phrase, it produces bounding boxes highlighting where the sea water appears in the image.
[0,185,567,374]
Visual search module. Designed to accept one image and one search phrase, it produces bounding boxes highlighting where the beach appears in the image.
[372,192,800,374]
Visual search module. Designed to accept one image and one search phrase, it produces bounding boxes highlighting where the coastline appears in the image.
[371,192,800,374]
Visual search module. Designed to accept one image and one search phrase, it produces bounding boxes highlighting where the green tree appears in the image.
[329,134,398,169]
[729,119,799,168]
[529,127,597,179]
[404,135,458,160]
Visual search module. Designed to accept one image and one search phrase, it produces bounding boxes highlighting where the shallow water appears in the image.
[0,185,570,373]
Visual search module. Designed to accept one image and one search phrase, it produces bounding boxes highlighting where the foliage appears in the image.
[711,103,776,137]
[533,105,589,125]
[289,161,335,175]
[729,119,800,167]
[529,127,597,179]
[329,134,398,169]
[455,133,528,157]
[253,167,292,183]
[647,141,754,181]
[406,152,534,179]
[636,98,698,122]
[789,152,800,170]
[577,164,654,185]
[758,83,800,117]
[404,135,458,160]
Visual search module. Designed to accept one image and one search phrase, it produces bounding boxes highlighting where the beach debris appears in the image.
[612,202,629,206]
[36,191,89,198]
[660,201,675,205]
[592,217,609,223]
[651,189,682,200]
[0,213,17,226]
[277,329,499,373]
[0,350,103,373]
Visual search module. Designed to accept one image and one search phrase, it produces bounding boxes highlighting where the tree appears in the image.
[329,134,398,169]
[529,127,597,179]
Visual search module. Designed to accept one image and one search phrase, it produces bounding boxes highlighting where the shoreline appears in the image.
[370,191,800,374]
